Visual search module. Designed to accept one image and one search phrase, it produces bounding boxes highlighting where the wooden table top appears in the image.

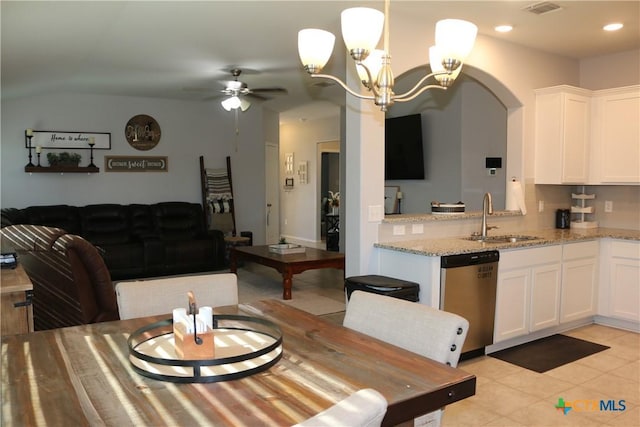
[0,264,33,294]
[1,299,475,426]
[233,245,345,263]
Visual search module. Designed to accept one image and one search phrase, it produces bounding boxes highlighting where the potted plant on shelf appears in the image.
[47,152,82,167]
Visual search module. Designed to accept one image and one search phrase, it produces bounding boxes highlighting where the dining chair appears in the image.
[115,273,238,319]
[293,388,387,427]
[343,291,469,427]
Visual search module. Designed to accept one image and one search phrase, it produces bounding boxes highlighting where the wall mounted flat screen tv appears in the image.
[385,113,425,180]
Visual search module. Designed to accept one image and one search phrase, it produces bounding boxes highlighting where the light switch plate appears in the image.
[412,224,424,234]
[368,205,384,222]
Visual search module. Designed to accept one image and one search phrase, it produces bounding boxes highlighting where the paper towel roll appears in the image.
[506,179,527,215]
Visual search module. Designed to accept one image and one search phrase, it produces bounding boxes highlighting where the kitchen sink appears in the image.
[464,234,541,243]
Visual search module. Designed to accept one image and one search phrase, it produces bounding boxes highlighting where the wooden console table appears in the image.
[230,245,345,300]
[1,265,34,336]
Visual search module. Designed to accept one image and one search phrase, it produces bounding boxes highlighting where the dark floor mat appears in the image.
[488,334,609,373]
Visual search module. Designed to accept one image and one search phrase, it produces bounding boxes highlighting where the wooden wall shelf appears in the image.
[25,166,99,173]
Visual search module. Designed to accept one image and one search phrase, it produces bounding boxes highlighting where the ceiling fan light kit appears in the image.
[297,0,477,111]
[221,96,251,112]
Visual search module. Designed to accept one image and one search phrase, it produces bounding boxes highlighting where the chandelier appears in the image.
[297,0,478,111]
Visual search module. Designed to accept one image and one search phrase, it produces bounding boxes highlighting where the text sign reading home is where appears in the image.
[105,156,168,172]
[27,131,111,149]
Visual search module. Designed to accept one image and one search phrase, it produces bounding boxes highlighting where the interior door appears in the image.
[265,143,280,244]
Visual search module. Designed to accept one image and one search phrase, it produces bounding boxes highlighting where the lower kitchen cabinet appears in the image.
[494,245,562,342]
[560,241,598,323]
[599,239,640,323]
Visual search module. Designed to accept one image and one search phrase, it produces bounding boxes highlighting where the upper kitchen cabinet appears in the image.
[590,85,640,184]
[534,86,592,184]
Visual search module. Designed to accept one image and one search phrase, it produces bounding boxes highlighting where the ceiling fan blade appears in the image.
[247,93,269,101]
[251,87,288,94]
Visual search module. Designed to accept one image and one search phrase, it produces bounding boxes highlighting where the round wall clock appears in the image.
[125,114,161,150]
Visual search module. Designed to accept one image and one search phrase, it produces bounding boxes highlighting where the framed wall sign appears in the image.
[125,114,161,151]
[26,131,111,149]
[284,177,294,189]
[105,156,168,172]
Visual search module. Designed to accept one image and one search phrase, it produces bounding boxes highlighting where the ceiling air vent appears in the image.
[523,2,562,15]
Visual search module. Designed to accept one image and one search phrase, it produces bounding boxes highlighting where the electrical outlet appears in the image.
[604,201,613,213]
[393,225,406,236]
[538,200,544,212]
[412,224,424,234]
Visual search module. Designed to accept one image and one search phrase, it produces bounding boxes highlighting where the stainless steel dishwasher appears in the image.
[440,250,499,360]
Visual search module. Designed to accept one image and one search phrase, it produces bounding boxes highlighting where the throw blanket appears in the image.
[206,168,232,200]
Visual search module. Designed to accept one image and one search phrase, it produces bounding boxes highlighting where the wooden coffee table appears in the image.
[230,245,345,300]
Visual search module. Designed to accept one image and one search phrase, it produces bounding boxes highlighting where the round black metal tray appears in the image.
[128,314,283,383]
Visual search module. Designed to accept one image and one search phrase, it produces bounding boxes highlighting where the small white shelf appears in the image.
[571,193,596,200]
[571,206,594,214]
[570,187,597,229]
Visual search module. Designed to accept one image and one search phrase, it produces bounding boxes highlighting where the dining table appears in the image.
[1,299,476,426]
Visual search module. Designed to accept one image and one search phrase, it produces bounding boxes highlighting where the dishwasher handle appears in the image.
[441,250,500,268]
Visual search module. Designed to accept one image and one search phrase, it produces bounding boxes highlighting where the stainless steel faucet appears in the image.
[481,192,494,239]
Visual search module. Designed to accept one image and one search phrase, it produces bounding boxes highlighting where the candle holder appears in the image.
[88,140,96,167]
[36,151,42,167]
[25,132,34,167]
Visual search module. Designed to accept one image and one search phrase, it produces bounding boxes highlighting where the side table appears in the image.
[1,264,34,336]
[224,235,251,266]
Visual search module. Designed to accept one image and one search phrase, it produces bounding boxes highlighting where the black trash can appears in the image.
[345,275,419,302]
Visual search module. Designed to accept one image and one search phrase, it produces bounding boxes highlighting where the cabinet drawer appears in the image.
[499,245,562,270]
[563,240,598,260]
[611,240,640,259]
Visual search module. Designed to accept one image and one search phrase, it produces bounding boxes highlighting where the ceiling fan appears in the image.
[219,68,287,111]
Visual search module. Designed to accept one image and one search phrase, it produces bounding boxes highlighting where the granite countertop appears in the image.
[382,210,521,223]
[374,228,640,257]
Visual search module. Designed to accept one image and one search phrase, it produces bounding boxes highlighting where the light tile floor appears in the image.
[234,263,640,427]
[444,325,640,427]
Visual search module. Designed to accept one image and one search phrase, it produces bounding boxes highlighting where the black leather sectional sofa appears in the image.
[1,202,226,280]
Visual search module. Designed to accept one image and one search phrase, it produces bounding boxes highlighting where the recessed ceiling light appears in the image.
[603,23,623,31]
[495,25,513,33]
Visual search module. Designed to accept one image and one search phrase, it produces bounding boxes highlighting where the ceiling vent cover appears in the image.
[523,2,562,15]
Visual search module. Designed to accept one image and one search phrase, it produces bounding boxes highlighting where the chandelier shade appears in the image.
[298,29,336,73]
[429,45,461,87]
[340,7,384,59]
[297,0,478,111]
[357,49,385,87]
[435,19,478,66]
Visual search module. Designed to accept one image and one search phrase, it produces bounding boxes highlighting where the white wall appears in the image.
[279,115,340,245]
[580,49,640,90]
[385,78,507,212]
[1,92,274,244]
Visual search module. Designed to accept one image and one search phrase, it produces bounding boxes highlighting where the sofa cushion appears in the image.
[23,205,81,234]
[80,204,132,245]
[151,202,205,241]
[129,204,154,239]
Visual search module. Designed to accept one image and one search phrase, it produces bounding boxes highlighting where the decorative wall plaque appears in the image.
[105,156,168,172]
[125,114,161,150]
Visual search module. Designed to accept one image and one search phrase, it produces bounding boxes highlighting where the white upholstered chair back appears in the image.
[343,291,469,427]
[115,273,238,320]
[293,388,387,427]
